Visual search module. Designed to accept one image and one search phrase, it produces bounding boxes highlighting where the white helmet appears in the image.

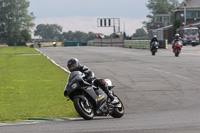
[175,34,180,37]
[153,35,157,38]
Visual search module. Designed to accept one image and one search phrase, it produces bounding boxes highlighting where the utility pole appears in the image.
[184,1,187,26]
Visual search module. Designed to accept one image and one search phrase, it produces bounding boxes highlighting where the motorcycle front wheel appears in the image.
[73,97,94,120]
[110,95,125,118]
[175,48,179,57]
[152,50,156,56]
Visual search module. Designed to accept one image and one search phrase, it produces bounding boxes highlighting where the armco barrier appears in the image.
[87,40,94,46]
[124,40,150,49]
[124,40,168,49]
[87,39,168,49]
[63,41,87,47]
[158,40,167,49]
[89,38,124,47]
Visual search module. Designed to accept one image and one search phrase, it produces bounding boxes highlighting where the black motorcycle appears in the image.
[64,71,124,120]
[150,41,159,56]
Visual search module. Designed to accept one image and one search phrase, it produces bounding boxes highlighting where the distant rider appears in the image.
[150,35,158,44]
[53,40,57,47]
[30,41,34,48]
[171,34,183,49]
[150,35,158,48]
[66,58,119,104]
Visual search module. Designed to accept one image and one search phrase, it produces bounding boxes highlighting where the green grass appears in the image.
[0,47,77,121]
[0,47,39,54]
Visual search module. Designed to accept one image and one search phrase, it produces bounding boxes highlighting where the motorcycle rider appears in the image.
[150,35,158,44]
[150,35,158,48]
[172,33,183,49]
[66,58,119,104]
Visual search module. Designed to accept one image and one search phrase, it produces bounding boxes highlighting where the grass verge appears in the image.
[0,47,77,121]
[0,47,39,54]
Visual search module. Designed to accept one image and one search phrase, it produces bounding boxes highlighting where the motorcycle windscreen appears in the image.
[65,71,83,93]
[68,71,83,81]
[175,41,182,46]
[152,41,158,46]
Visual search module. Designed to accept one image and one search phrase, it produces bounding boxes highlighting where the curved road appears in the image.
[2,46,200,133]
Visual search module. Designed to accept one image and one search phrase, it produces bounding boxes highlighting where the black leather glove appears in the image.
[85,76,95,83]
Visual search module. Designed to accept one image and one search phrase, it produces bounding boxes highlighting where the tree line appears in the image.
[34,24,148,42]
[34,24,101,42]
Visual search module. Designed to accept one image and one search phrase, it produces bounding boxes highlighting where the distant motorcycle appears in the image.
[150,41,159,56]
[173,40,183,57]
[64,71,124,120]
[53,41,57,47]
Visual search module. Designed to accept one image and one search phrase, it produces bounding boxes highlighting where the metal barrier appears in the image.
[88,38,124,47]
[87,39,168,49]
[124,40,150,49]
[87,40,94,46]
[64,41,87,47]
[124,40,168,49]
[158,40,167,49]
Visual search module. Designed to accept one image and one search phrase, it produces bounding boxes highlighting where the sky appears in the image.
[27,0,183,36]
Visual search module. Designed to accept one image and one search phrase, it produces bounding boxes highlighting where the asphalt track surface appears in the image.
[1,45,200,133]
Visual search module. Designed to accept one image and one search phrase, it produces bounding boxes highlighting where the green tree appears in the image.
[34,24,62,40]
[73,31,88,41]
[0,0,35,46]
[173,19,180,35]
[87,32,96,41]
[146,0,179,19]
[61,31,96,42]
[132,28,148,38]
[62,31,74,41]
[17,29,31,46]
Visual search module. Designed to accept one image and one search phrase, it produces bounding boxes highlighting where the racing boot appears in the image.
[107,91,119,105]
[103,83,119,104]
[94,79,119,104]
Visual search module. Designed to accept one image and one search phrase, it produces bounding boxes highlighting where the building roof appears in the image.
[154,14,171,17]
[186,21,200,27]
[177,0,200,9]
[151,25,173,31]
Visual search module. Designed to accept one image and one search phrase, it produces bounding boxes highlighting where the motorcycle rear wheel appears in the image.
[110,95,124,118]
[73,97,94,120]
